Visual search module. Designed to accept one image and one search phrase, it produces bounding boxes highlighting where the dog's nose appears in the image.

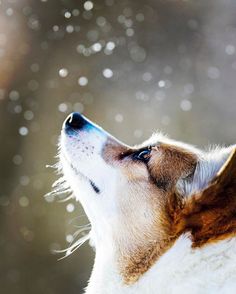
[65,112,87,129]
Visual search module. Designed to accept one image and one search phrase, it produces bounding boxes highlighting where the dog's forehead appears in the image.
[135,133,165,149]
[138,133,202,157]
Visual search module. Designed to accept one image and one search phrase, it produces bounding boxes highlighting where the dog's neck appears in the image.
[85,235,236,294]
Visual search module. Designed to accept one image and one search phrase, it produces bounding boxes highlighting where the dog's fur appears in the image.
[59,113,236,294]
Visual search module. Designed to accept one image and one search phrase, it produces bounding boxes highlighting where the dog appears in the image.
[58,112,236,294]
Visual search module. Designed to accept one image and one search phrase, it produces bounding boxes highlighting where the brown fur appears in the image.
[148,144,197,189]
[120,234,176,284]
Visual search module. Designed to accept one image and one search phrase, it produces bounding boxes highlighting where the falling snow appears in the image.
[102,68,113,78]
[180,99,192,111]
[84,1,94,11]
[78,76,88,86]
[59,68,69,78]
[1,0,236,293]
[66,203,75,213]
[19,196,29,207]
[19,127,29,136]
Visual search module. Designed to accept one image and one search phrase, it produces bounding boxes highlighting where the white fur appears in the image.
[60,127,119,242]
[86,235,236,294]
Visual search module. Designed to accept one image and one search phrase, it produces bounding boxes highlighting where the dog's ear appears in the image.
[148,143,235,196]
[172,148,236,247]
[177,146,236,197]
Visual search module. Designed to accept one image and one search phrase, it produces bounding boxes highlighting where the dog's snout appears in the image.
[63,112,110,142]
[65,112,87,130]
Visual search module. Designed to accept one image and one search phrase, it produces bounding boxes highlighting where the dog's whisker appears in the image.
[47,152,91,259]
[56,230,91,260]
[57,194,74,202]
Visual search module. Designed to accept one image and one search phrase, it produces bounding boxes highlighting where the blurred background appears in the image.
[0,0,236,293]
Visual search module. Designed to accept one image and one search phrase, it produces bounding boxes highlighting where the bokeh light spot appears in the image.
[102,68,113,78]
[19,196,29,207]
[84,1,94,11]
[78,76,88,86]
[66,203,75,213]
[19,127,29,136]
[180,99,192,111]
[59,68,68,78]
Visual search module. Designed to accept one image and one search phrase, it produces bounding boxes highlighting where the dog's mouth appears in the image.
[89,180,100,194]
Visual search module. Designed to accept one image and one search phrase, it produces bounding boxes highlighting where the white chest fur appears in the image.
[85,236,236,294]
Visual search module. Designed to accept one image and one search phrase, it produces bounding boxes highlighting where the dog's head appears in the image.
[60,112,236,283]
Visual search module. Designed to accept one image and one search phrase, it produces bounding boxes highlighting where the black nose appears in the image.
[65,112,87,129]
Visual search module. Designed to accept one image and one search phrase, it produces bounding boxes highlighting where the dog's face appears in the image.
[60,113,195,239]
[60,112,235,283]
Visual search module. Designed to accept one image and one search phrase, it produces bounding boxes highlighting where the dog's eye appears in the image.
[133,149,151,162]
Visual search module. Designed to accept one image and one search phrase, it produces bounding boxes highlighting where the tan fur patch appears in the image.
[102,137,129,163]
[148,143,197,188]
[119,232,176,284]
